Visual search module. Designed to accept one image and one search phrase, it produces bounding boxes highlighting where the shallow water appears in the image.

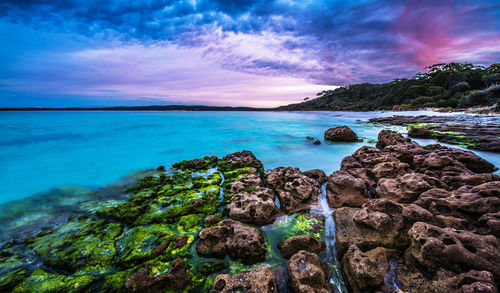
[4,110,492,205]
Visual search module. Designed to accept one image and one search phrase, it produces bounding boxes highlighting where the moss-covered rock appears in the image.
[0,268,30,292]
[101,270,130,293]
[196,260,229,276]
[13,268,99,293]
[2,153,319,292]
[26,216,122,275]
[172,156,218,171]
[116,225,174,268]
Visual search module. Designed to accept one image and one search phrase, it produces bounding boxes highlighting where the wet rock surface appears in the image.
[334,129,500,292]
[327,170,370,208]
[1,151,270,292]
[370,115,500,152]
[125,258,190,292]
[197,219,267,262]
[278,234,326,259]
[224,164,281,226]
[1,131,499,293]
[288,250,333,293]
[265,167,323,214]
[209,266,278,293]
[324,125,359,142]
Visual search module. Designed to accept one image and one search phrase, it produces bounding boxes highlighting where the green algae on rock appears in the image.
[1,149,350,292]
[1,150,291,292]
[370,115,500,152]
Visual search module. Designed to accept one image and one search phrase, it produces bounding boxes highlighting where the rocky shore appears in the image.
[332,130,499,292]
[370,115,500,152]
[1,130,499,292]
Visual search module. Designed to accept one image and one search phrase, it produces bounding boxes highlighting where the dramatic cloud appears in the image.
[0,0,499,107]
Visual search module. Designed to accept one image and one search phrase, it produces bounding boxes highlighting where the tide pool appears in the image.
[1,110,498,205]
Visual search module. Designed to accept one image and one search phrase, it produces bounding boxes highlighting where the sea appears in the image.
[1,110,498,205]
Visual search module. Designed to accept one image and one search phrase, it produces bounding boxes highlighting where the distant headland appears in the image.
[2,62,499,112]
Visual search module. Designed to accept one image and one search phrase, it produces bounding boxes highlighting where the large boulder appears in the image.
[383,143,429,167]
[227,187,281,226]
[218,150,264,172]
[226,174,263,196]
[197,219,266,263]
[415,181,500,231]
[172,156,218,171]
[424,144,497,174]
[430,270,498,293]
[376,172,447,203]
[125,258,190,292]
[343,146,401,171]
[327,170,370,208]
[288,250,333,293]
[407,222,500,281]
[210,266,278,293]
[303,169,328,184]
[278,235,326,259]
[265,167,321,214]
[342,245,383,293]
[324,126,358,142]
[334,199,407,255]
[377,129,410,148]
[371,161,409,180]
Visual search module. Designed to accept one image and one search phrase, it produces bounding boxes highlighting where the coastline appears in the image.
[1,129,499,292]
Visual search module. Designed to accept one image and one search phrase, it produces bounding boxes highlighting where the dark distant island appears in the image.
[0,105,269,111]
[2,62,499,112]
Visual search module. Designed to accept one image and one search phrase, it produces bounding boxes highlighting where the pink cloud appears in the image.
[394,0,500,68]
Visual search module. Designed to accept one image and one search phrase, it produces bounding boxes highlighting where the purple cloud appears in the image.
[0,0,499,107]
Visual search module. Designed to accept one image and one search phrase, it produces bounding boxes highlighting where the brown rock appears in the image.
[197,219,266,263]
[383,143,429,167]
[408,126,431,138]
[125,258,190,292]
[265,167,321,214]
[433,270,498,293]
[407,222,500,280]
[226,174,263,196]
[303,169,328,184]
[334,199,407,255]
[402,204,434,224]
[288,250,333,293]
[397,259,499,293]
[278,235,326,259]
[209,266,278,293]
[364,247,399,278]
[346,146,400,170]
[479,212,500,238]
[152,238,173,258]
[425,144,497,173]
[327,170,370,208]
[324,125,358,142]
[205,215,220,226]
[371,161,409,180]
[342,245,384,293]
[219,150,264,172]
[227,187,281,226]
[376,173,447,203]
[377,130,410,148]
[415,182,500,229]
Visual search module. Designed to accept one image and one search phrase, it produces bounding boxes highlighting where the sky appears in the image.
[0,0,499,108]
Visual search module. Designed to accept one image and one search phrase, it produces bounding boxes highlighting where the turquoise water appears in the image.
[1,110,498,205]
